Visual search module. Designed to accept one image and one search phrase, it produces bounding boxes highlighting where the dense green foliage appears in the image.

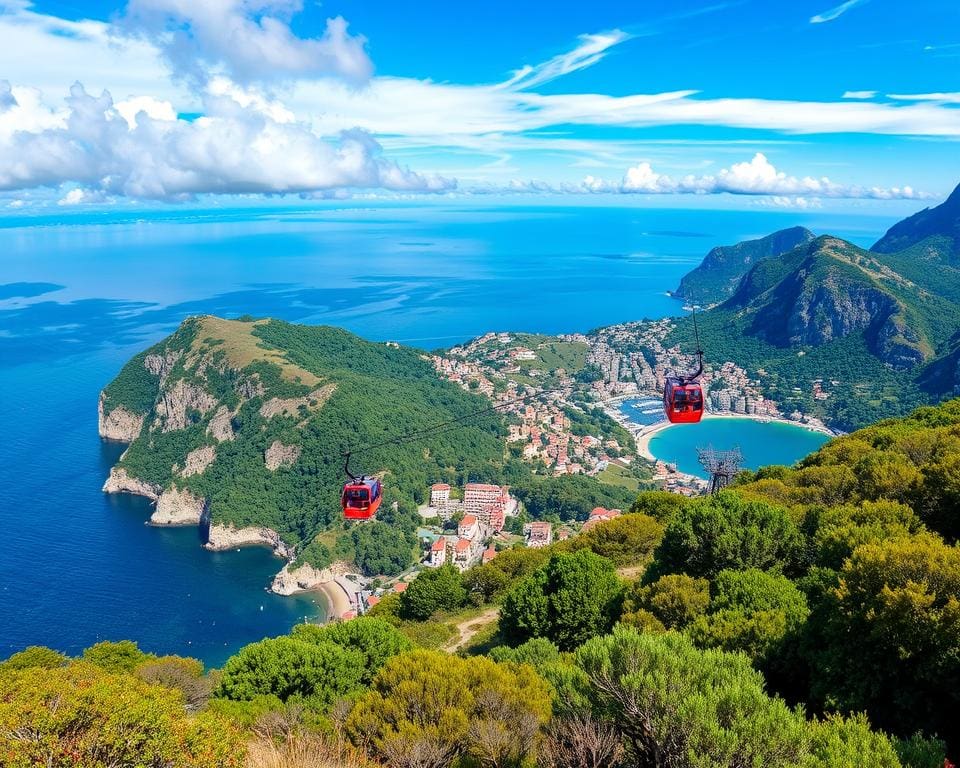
[500,549,623,650]
[291,616,413,684]
[647,491,803,581]
[0,660,243,768]
[512,473,637,521]
[399,564,468,620]
[216,636,366,709]
[674,225,815,305]
[565,512,663,565]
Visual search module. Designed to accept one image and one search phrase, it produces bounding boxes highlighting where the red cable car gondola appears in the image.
[341,452,382,521]
[663,310,706,424]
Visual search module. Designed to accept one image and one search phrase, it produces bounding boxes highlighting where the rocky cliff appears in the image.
[99,314,506,580]
[270,560,350,595]
[98,393,145,442]
[724,237,940,370]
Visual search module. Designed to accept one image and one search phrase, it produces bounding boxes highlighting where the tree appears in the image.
[539,713,625,768]
[574,626,809,768]
[399,564,467,620]
[487,637,561,670]
[81,639,153,673]
[629,490,688,522]
[0,662,244,768]
[345,649,551,768]
[807,714,901,768]
[569,513,664,566]
[687,569,809,662]
[808,534,960,748]
[463,563,511,605]
[621,573,710,631]
[810,500,923,569]
[0,645,68,671]
[500,550,623,650]
[216,636,365,710]
[351,522,416,577]
[649,491,803,581]
[292,617,412,683]
[134,655,211,711]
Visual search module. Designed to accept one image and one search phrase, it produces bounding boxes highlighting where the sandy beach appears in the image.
[318,578,353,621]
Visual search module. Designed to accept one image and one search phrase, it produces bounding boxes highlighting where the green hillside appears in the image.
[666,232,960,429]
[103,316,506,559]
[871,182,960,261]
[673,225,815,306]
[13,399,960,767]
[102,316,637,574]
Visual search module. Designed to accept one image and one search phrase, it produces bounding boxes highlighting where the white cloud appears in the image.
[58,188,106,206]
[755,196,823,209]
[810,0,868,24]
[500,29,631,91]
[8,198,24,208]
[842,90,877,99]
[0,82,454,200]
[581,153,925,199]
[122,0,372,85]
[886,92,960,104]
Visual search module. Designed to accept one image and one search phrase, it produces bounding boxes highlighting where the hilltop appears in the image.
[655,189,960,429]
[100,316,639,580]
[100,316,507,569]
[672,226,815,306]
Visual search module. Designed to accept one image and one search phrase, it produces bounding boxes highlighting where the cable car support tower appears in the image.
[697,445,743,494]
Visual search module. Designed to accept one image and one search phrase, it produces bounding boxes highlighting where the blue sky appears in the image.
[0,0,957,210]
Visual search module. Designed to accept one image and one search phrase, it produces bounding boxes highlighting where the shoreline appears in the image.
[627,410,836,462]
[317,578,353,621]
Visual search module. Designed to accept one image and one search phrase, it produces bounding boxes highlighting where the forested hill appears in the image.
[872,181,960,260]
[672,225,815,305]
[100,316,507,555]
[663,187,960,430]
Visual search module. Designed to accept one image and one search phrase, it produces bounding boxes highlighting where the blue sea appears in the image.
[0,202,896,666]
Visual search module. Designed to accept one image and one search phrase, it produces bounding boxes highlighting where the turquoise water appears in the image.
[0,202,892,665]
[647,417,832,478]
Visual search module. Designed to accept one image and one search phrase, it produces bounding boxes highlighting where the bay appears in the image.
[0,202,894,664]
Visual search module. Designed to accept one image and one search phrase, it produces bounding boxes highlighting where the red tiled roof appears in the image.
[431,538,446,551]
[431,483,451,490]
[393,582,409,593]
[455,538,471,552]
[460,514,478,526]
[366,595,380,607]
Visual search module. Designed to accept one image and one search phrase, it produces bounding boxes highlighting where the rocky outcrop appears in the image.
[102,467,161,500]
[98,393,145,442]
[270,560,350,595]
[177,445,217,477]
[265,441,301,471]
[149,486,205,525]
[153,379,218,432]
[206,406,236,442]
[144,349,183,384]
[259,384,336,420]
[204,524,294,558]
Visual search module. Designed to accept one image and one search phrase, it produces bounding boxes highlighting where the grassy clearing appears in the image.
[193,316,322,386]
[598,463,641,491]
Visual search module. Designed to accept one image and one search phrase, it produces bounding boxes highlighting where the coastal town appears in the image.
[429,322,831,495]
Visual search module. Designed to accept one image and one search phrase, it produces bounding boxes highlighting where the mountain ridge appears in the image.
[673,225,815,305]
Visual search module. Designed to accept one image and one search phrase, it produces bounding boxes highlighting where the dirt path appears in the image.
[444,606,500,652]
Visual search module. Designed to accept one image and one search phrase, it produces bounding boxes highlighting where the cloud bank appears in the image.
[123,0,372,85]
[0,81,453,200]
[581,153,922,199]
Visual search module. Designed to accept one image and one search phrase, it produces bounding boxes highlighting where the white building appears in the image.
[430,483,451,511]
[427,536,447,568]
[523,521,553,548]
